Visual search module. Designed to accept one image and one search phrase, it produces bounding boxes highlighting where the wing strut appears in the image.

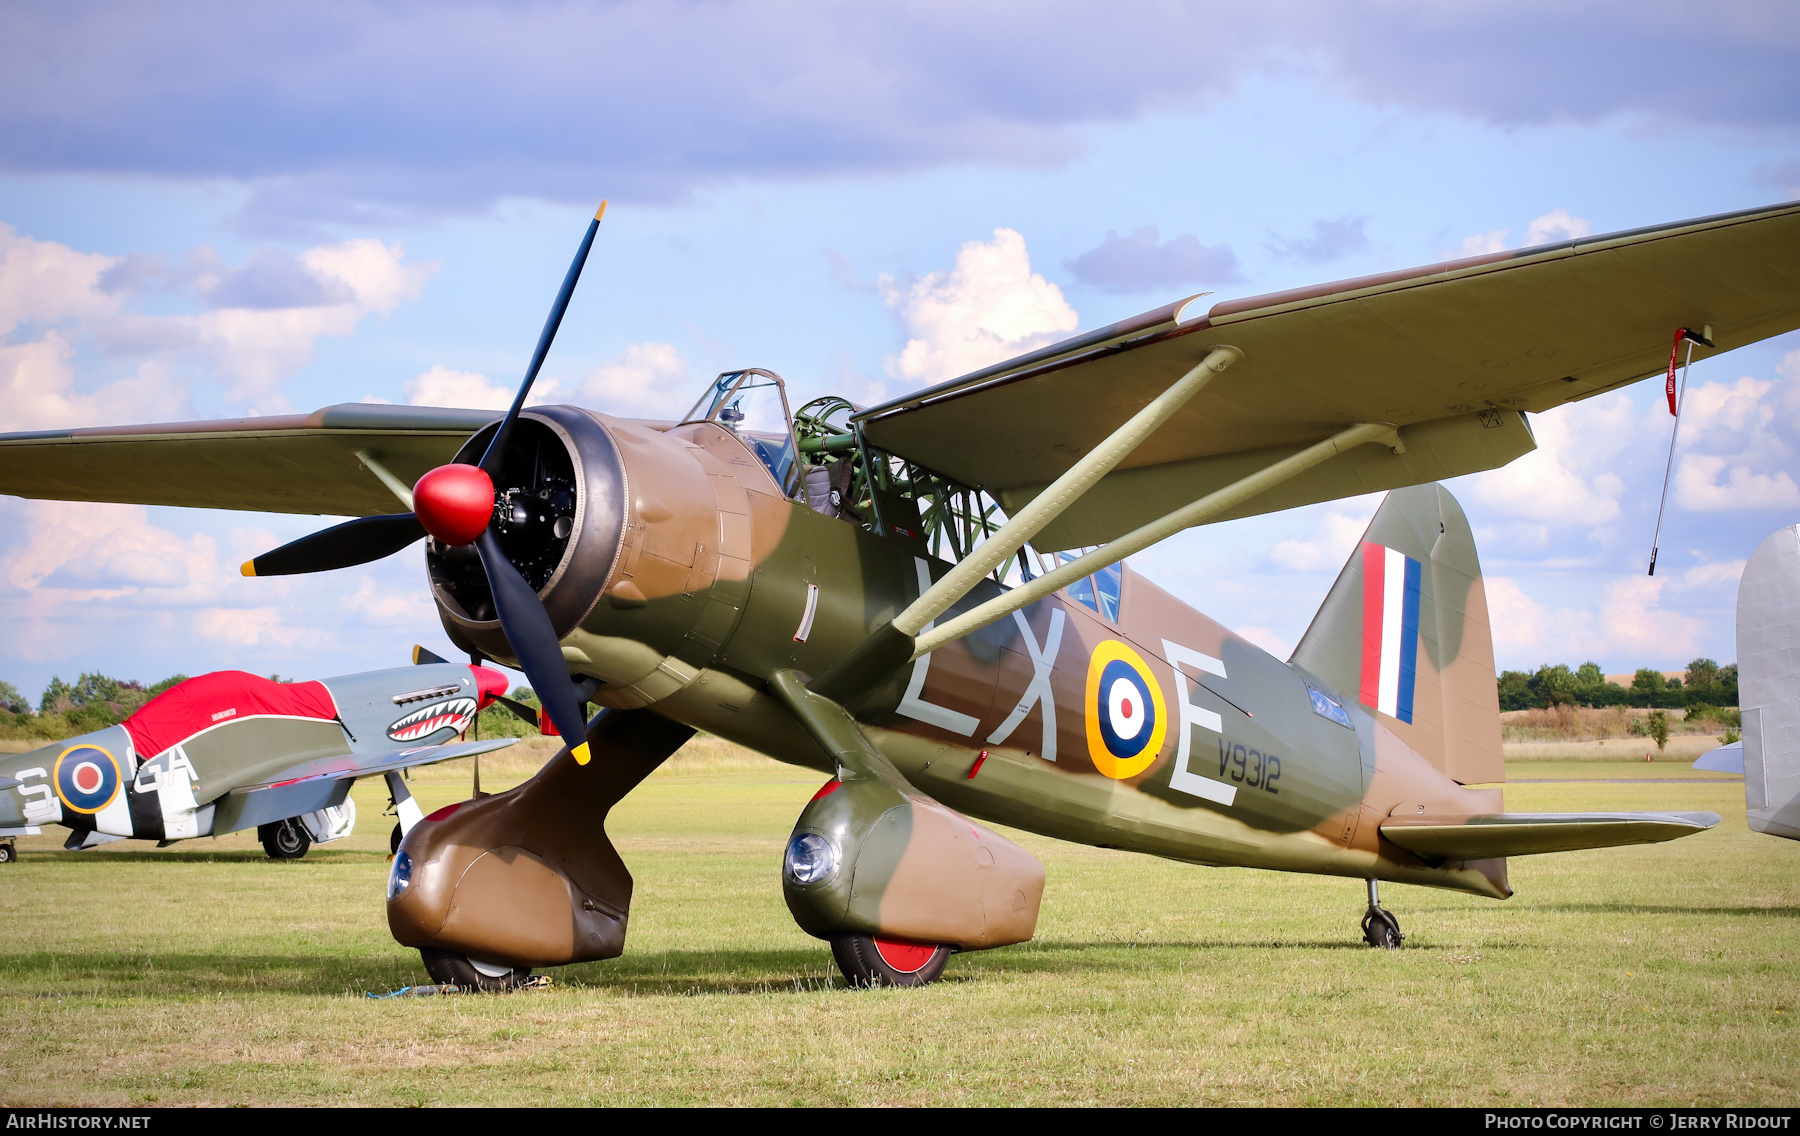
[912,420,1402,656]
[891,345,1243,638]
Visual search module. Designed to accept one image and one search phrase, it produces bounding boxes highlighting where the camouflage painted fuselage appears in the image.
[434,409,1509,901]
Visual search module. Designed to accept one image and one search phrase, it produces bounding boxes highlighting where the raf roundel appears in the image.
[53,744,122,815]
[1084,640,1169,780]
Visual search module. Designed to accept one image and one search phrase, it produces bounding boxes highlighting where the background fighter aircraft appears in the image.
[1,200,1796,989]
[0,652,516,862]
[1694,524,1800,841]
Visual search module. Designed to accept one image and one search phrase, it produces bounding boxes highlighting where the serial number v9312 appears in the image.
[1218,739,1280,793]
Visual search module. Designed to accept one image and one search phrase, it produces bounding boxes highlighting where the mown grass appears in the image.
[0,752,1794,1106]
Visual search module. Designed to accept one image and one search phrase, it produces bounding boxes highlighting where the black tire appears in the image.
[258,819,312,860]
[830,934,952,988]
[1361,907,1405,949]
[0,842,14,863]
[419,947,532,991]
[390,823,403,854]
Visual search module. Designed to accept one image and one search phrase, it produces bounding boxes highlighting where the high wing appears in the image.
[1379,810,1719,861]
[856,201,1800,551]
[0,403,496,517]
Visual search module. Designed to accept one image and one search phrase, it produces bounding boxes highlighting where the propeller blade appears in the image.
[491,693,543,728]
[240,513,426,577]
[474,529,592,764]
[478,200,608,474]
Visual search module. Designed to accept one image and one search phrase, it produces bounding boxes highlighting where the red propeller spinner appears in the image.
[413,464,496,547]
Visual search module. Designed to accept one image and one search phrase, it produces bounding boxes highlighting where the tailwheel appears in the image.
[1360,878,1404,949]
[258,818,311,860]
[830,934,952,988]
[1361,907,1404,949]
[419,947,533,991]
[0,840,14,863]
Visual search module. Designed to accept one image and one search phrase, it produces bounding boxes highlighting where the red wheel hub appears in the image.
[414,464,496,546]
[873,937,938,973]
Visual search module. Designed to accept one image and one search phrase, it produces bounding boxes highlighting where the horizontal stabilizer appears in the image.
[1694,741,1745,774]
[1380,810,1718,860]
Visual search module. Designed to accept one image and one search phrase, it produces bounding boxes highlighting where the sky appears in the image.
[1,1,1798,701]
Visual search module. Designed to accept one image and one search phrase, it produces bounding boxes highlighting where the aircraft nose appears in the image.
[468,664,510,709]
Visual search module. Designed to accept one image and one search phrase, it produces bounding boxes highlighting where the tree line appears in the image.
[1496,659,1737,712]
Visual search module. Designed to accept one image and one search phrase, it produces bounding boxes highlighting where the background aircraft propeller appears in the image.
[241,203,610,763]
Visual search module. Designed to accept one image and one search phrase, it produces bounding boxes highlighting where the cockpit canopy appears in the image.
[682,369,800,495]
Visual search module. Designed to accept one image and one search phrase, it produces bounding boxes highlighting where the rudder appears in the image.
[1290,483,1503,785]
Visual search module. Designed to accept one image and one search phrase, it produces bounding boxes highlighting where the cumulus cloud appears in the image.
[1524,208,1592,246]
[1486,573,1704,663]
[342,576,435,624]
[0,336,191,431]
[1676,455,1800,510]
[0,223,122,334]
[1671,362,1800,511]
[882,229,1077,388]
[0,500,330,666]
[404,365,562,411]
[1065,226,1243,293]
[1462,395,1631,526]
[1596,575,1705,659]
[1268,215,1369,264]
[0,226,437,418]
[1455,209,1593,258]
[580,341,691,418]
[1268,508,1377,572]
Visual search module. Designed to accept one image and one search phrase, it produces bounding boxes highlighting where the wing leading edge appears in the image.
[0,403,496,517]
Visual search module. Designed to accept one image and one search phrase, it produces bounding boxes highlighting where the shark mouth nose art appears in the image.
[388,697,479,742]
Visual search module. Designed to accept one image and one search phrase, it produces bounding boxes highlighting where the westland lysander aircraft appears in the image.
[2,200,1797,989]
[0,654,516,862]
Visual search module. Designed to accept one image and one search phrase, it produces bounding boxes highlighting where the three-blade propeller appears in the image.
[241,202,610,764]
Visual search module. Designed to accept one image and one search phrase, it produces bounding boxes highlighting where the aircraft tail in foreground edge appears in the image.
[1291,482,1503,787]
[1737,525,1800,841]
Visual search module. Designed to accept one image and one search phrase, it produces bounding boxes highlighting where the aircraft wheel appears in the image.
[830,934,951,988]
[419,947,532,992]
[0,841,14,863]
[390,823,403,854]
[258,819,311,860]
[1361,907,1405,949]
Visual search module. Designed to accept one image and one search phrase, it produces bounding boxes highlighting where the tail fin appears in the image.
[1290,483,1502,785]
[1739,525,1800,840]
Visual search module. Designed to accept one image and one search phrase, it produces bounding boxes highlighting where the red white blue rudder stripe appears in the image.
[1359,542,1422,723]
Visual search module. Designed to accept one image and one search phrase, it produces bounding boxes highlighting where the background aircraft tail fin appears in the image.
[1738,525,1800,840]
[1290,483,1503,785]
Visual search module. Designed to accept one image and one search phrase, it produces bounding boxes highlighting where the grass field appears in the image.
[1,741,1794,1107]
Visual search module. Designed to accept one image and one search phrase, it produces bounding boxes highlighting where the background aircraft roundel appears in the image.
[1084,640,1168,780]
[54,746,122,814]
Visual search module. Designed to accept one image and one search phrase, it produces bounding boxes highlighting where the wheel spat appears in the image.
[240,202,610,764]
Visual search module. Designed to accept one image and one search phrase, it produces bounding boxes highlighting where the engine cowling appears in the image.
[429,408,770,708]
